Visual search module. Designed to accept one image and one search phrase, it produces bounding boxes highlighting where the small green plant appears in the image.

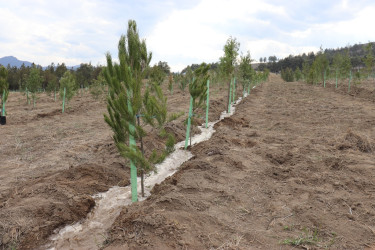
[363,43,374,79]
[219,36,240,111]
[59,71,77,105]
[90,70,107,99]
[26,67,42,107]
[149,64,165,86]
[283,225,293,231]
[294,67,303,81]
[281,227,336,248]
[180,67,193,91]
[281,67,294,82]
[314,46,329,85]
[282,228,320,246]
[46,74,58,100]
[168,74,173,93]
[167,111,184,122]
[0,66,9,115]
[239,51,255,95]
[184,63,209,148]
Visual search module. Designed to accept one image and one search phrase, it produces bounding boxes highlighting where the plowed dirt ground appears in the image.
[0,82,229,249]
[105,76,375,249]
[1,75,375,249]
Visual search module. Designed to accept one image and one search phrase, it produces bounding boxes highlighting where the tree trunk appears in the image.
[137,116,145,197]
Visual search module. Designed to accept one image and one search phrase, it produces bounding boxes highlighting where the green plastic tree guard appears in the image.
[228,78,232,113]
[26,87,30,105]
[348,70,352,93]
[232,77,236,103]
[127,91,138,202]
[185,95,193,149]
[62,87,66,113]
[2,91,5,116]
[205,80,210,128]
[335,71,338,88]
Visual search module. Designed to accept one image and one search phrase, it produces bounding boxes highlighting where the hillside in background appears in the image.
[0,56,79,70]
[0,56,34,68]
[258,41,375,72]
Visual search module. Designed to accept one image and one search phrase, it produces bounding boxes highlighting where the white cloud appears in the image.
[1,0,375,71]
[0,0,120,66]
[283,5,375,50]
[147,0,288,71]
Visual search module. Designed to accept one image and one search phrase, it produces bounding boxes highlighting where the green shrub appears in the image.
[281,67,294,82]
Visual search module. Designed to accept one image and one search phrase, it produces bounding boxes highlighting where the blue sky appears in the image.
[0,0,374,71]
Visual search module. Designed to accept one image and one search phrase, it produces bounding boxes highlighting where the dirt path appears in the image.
[105,76,375,249]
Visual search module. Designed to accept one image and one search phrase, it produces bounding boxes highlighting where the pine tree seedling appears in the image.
[59,71,77,111]
[26,67,42,108]
[104,20,172,201]
[0,66,9,117]
[184,63,209,149]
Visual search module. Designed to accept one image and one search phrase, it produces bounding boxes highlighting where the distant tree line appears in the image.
[258,42,375,73]
[274,42,375,84]
[0,62,103,91]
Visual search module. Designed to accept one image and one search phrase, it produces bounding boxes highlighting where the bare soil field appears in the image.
[1,75,375,249]
[105,75,375,249]
[0,83,230,249]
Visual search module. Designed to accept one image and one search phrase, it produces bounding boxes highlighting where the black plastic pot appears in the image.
[0,116,6,125]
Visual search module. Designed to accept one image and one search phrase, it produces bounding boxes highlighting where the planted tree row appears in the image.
[103,20,269,202]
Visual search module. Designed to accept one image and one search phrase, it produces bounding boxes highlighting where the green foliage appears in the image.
[165,133,175,154]
[190,63,209,113]
[149,64,165,86]
[263,68,270,80]
[307,60,319,84]
[104,20,172,195]
[332,53,343,72]
[220,36,240,110]
[0,66,9,95]
[179,66,193,91]
[59,71,77,102]
[282,227,336,248]
[354,70,361,84]
[157,61,170,75]
[143,83,167,128]
[0,66,9,115]
[281,67,294,82]
[364,43,374,77]
[76,63,94,88]
[168,74,173,93]
[239,51,254,92]
[46,75,58,94]
[294,67,302,81]
[302,61,310,81]
[26,67,42,107]
[340,49,352,79]
[167,111,184,122]
[314,47,329,83]
[55,63,67,78]
[26,68,41,93]
[219,36,240,79]
[89,70,107,99]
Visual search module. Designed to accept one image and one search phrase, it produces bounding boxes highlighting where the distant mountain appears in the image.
[0,56,33,68]
[0,56,80,70]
